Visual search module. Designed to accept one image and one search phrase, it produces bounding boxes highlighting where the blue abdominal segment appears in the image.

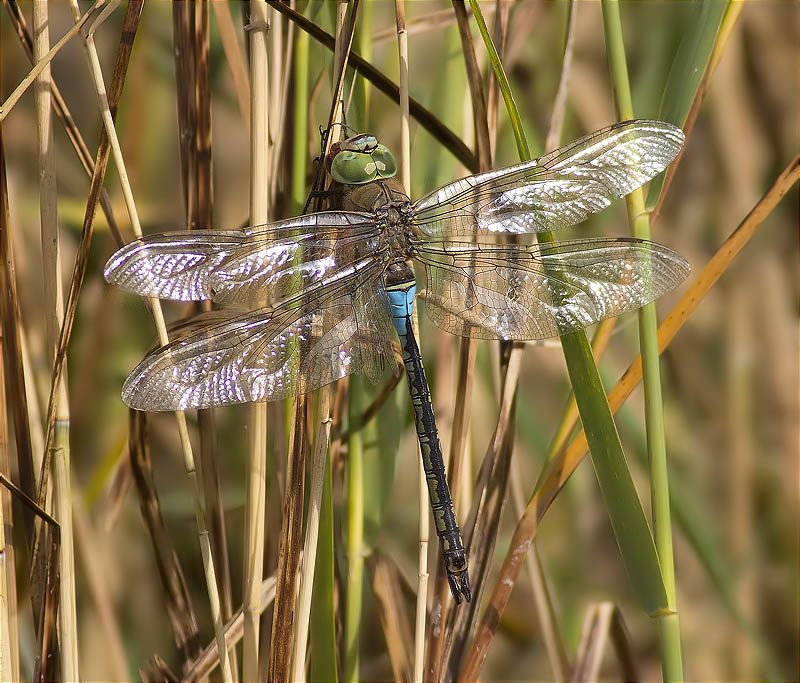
[387,284,416,337]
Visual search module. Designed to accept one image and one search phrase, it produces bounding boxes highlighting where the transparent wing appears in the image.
[121,261,398,411]
[414,238,690,340]
[104,211,381,304]
[411,120,684,237]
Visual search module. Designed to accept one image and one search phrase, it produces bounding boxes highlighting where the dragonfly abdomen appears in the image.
[384,262,471,604]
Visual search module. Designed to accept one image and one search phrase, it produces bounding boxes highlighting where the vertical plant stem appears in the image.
[245,2,271,680]
[292,387,332,682]
[33,2,79,679]
[344,376,365,683]
[0,488,11,683]
[244,403,267,681]
[0,134,20,683]
[287,23,313,678]
[212,0,251,131]
[309,433,338,683]
[601,2,683,680]
[391,3,427,681]
[268,396,307,682]
[0,312,17,683]
[290,9,310,217]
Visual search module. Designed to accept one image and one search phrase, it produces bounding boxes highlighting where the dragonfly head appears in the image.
[329,133,397,185]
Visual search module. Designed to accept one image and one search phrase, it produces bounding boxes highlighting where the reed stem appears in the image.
[244,2,271,680]
[292,387,332,682]
[33,2,79,679]
[601,2,684,679]
[344,377,365,683]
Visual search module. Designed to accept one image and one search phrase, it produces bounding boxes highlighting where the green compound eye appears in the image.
[331,151,378,185]
[330,144,398,185]
[371,144,397,179]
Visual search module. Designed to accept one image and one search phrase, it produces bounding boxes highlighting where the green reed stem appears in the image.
[601,1,684,680]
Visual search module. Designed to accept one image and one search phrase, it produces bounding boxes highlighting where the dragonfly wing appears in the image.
[121,263,396,410]
[414,239,689,340]
[214,213,382,305]
[104,211,380,303]
[104,231,243,301]
[410,120,684,237]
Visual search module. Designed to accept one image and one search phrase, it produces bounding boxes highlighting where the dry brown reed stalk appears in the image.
[374,2,497,43]
[512,476,572,679]
[194,0,213,230]
[33,1,78,678]
[0,128,36,545]
[459,154,800,681]
[370,555,414,682]
[128,410,202,666]
[243,2,271,680]
[268,396,308,681]
[212,0,251,130]
[173,1,197,218]
[139,654,178,683]
[445,347,522,671]
[569,602,637,683]
[292,386,332,682]
[266,0,478,172]
[0,0,114,119]
[0,285,18,682]
[484,0,511,154]
[268,6,295,205]
[1,0,121,241]
[1,472,62,683]
[186,575,278,680]
[31,499,60,683]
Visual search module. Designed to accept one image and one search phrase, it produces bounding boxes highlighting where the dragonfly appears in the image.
[105,119,690,604]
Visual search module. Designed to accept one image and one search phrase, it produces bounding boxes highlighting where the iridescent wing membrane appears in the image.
[106,213,397,411]
[105,212,382,305]
[410,120,684,236]
[106,119,689,410]
[415,238,689,340]
[408,120,689,339]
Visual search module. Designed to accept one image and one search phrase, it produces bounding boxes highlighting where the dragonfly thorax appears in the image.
[332,176,416,258]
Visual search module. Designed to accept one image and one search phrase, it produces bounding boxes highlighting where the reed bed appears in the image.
[0,1,797,681]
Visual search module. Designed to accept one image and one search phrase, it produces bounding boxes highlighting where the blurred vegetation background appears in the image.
[1,1,797,681]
